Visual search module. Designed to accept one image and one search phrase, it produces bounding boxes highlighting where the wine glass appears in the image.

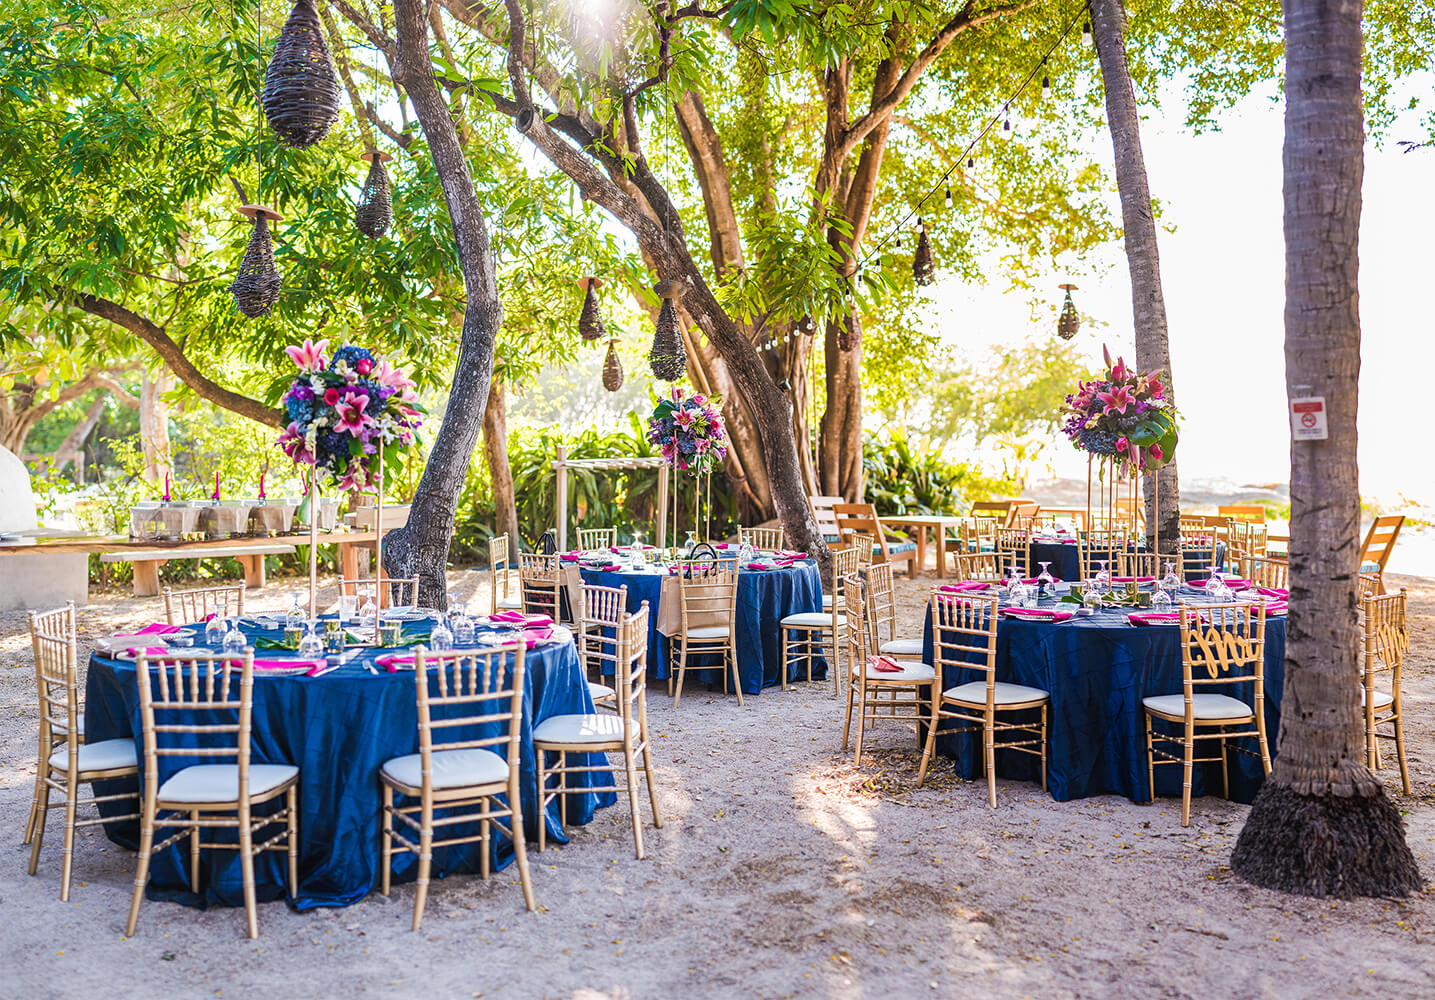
[285,592,305,629]
[1037,561,1055,598]
[1094,560,1111,596]
[204,614,226,647]
[1161,560,1182,595]
[429,615,454,651]
[222,618,246,654]
[1151,586,1173,611]
[338,594,358,624]
[684,530,697,556]
[298,620,324,657]
[1082,586,1103,612]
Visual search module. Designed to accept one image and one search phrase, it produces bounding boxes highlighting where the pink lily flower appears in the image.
[674,408,697,430]
[278,422,314,464]
[335,394,371,436]
[374,359,415,390]
[1111,357,1129,382]
[1097,385,1135,414]
[284,338,329,372]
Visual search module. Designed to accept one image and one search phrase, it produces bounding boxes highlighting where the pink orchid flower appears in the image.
[284,338,329,372]
[335,394,371,436]
[1097,385,1135,414]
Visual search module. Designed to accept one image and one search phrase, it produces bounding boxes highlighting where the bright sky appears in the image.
[925,88,1434,511]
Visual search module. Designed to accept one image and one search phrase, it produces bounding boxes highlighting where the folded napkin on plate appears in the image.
[251,657,328,675]
[559,552,581,562]
[774,550,807,560]
[125,645,172,657]
[595,564,623,572]
[746,561,772,570]
[715,542,732,549]
[999,608,1075,622]
[1191,578,1254,590]
[377,653,415,671]
[114,623,182,639]
[490,611,553,627]
[1257,586,1289,599]
[940,581,992,592]
[521,626,555,649]
[1127,612,1181,626]
[866,654,906,673]
[1108,576,1156,584]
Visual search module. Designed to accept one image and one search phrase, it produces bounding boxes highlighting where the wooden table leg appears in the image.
[935,528,948,579]
[240,554,266,590]
[132,561,161,598]
[915,528,928,577]
[339,541,360,581]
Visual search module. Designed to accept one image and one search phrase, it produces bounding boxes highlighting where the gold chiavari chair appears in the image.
[380,644,534,927]
[842,574,935,766]
[993,528,1031,577]
[951,551,1005,583]
[1359,572,1382,599]
[163,584,245,626]
[1247,521,1269,557]
[1240,554,1289,591]
[1117,552,1162,579]
[842,529,875,569]
[518,552,562,620]
[577,527,618,551]
[1080,527,1132,582]
[780,546,859,693]
[127,651,299,939]
[1178,516,1223,576]
[489,534,523,614]
[535,603,662,859]
[1362,589,1410,793]
[739,525,786,551]
[1143,603,1271,826]
[578,583,627,710]
[865,560,924,660]
[27,603,139,899]
[338,576,421,609]
[1225,519,1252,562]
[669,559,740,707]
[917,591,1049,805]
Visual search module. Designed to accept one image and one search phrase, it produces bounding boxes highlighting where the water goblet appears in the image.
[1094,560,1110,596]
[452,613,475,646]
[1161,560,1182,595]
[1082,586,1103,613]
[378,618,402,647]
[338,594,358,624]
[285,592,306,629]
[1037,561,1055,598]
[222,618,246,655]
[429,615,454,652]
[298,621,324,657]
[1151,586,1173,611]
[204,615,226,647]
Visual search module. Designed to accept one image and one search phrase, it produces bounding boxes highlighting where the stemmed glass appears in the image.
[298,620,324,657]
[429,614,454,651]
[1160,560,1182,595]
[1094,560,1111,597]
[204,614,226,647]
[338,594,357,625]
[1037,561,1055,599]
[285,592,305,629]
[222,618,246,655]
[684,530,697,556]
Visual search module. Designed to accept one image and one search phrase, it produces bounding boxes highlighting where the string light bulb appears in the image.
[1041,76,1051,101]
[944,186,953,209]
[1083,20,1092,46]
[1002,118,1011,135]
[967,157,975,169]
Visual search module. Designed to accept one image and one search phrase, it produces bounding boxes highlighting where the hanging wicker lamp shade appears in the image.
[912,220,936,286]
[578,277,606,341]
[355,151,393,239]
[602,336,624,392]
[231,204,284,318]
[648,279,686,382]
[1057,283,1080,340]
[262,0,341,148]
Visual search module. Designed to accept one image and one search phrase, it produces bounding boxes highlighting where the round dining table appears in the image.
[566,555,827,694]
[85,616,615,911]
[920,589,1286,804]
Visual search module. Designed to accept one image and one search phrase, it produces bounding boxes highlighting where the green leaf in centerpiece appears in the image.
[256,637,299,651]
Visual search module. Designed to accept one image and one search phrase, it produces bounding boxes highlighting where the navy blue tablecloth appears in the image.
[1029,540,1081,582]
[920,593,1285,803]
[86,619,615,911]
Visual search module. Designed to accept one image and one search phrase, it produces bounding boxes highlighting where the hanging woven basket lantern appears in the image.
[355,151,394,239]
[230,204,284,318]
[602,336,624,392]
[578,277,606,342]
[912,219,936,286]
[1057,283,1081,340]
[648,279,686,382]
[262,0,341,148]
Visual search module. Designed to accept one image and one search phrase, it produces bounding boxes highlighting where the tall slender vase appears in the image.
[373,459,384,634]
[307,471,319,618]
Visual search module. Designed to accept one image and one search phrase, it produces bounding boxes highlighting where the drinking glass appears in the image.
[1094,560,1110,596]
[1082,586,1103,612]
[222,619,246,654]
[429,616,454,651]
[378,618,401,647]
[338,594,358,624]
[204,615,226,647]
[298,621,324,657]
[453,614,475,646]
[684,530,697,556]
[285,592,305,629]
[1037,561,1055,598]
[1161,561,1182,595]
[1151,587,1173,611]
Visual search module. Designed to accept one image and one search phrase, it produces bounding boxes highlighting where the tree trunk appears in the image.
[1230,0,1419,898]
[820,308,864,500]
[482,377,520,548]
[380,0,502,609]
[139,370,173,484]
[51,395,110,480]
[1091,0,1181,556]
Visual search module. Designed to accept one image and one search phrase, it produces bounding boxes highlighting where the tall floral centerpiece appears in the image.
[277,339,423,618]
[646,387,727,549]
[1061,346,1178,560]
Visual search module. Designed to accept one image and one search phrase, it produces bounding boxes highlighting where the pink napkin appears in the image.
[1258,587,1289,599]
[1127,612,1181,626]
[251,657,328,675]
[715,543,732,549]
[114,623,182,639]
[747,561,772,570]
[377,653,416,672]
[999,608,1075,622]
[866,654,905,673]
[775,550,807,560]
[125,645,172,657]
[1192,577,1254,590]
[1262,601,1288,615]
[559,552,581,562]
[522,626,555,649]
[594,564,623,572]
[775,557,801,568]
[490,611,553,627]
[940,581,992,592]
[1109,576,1156,584]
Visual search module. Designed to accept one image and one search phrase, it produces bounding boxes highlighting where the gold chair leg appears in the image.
[1144,713,1156,804]
[917,697,941,787]
[1394,709,1411,795]
[984,713,997,809]
[23,734,48,846]
[412,802,433,932]
[189,809,201,894]
[59,779,79,902]
[731,646,744,707]
[511,794,537,913]
[853,684,867,767]
[780,629,789,691]
[1040,704,1049,794]
[1366,704,1379,772]
[287,786,299,897]
[380,785,393,896]
[480,797,491,880]
[1180,728,1195,828]
[238,806,259,940]
[125,819,154,937]
[622,740,645,860]
[672,644,687,708]
[28,770,51,877]
[1219,728,1230,801]
[841,678,856,751]
[536,752,549,853]
[641,737,663,829]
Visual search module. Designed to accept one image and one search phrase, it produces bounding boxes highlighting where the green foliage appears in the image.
[862,430,1018,517]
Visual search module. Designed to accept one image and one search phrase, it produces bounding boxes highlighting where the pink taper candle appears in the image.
[163,471,170,501]
[259,469,266,500]
[212,470,220,501]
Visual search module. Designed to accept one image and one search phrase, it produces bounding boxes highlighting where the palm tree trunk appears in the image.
[1230,0,1419,897]
[1091,0,1180,556]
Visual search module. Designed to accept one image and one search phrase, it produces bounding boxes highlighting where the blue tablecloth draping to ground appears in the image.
[920,592,1285,803]
[86,618,614,911]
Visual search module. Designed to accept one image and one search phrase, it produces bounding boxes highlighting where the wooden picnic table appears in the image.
[880,514,966,578]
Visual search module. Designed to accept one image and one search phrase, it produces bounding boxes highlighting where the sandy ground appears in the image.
[2,569,1433,1000]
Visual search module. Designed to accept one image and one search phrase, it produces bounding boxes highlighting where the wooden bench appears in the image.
[102,543,296,597]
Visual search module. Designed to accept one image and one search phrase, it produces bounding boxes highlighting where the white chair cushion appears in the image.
[496,596,523,610]
[588,681,617,703]
[1142,693,1253,721]
[822,594,834,609]
[381,749,507,791]
[1361,688,1395,709]
[48,738,136,773]
[159,763,299,803]
[880,638,925,657]
[945,680,1050,706]
[684,625,730,640]
[862,660,936,682]
[781,612,843,628]
[533,713,632,746]
[51,712,85,737]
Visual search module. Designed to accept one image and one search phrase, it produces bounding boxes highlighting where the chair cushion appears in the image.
[781,612,844,628]
[944,680,1050,706]
[885,541,917,555]
[159,763,299,803]
[381,749,507,791]
[1359,560,1381,573]
[51,712,85,738]
[880,638,925,657]
[1142,693,1253,721]
[862,660,935,682]
[48,738,136,773]
[533,713,632,746]
[588,681,617,703]
[1361,688,1395,709]
[496,596,523,610]
[822,594,834,609]
[684,625,730,639]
